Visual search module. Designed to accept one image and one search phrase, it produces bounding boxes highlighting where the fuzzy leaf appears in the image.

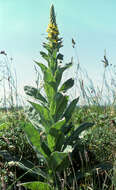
[64,97,79,122]
[24,86,47,103]
[41,141,51,157]
[59,78,74,93]
[44,68,54,83]
[40,51,49,62]
[35,61,48,73]
[29,101,53,129]
[54,93,69,122]
[63,122,94,149]
[57,53,64,60]
[61,122,74,135]
[55,62,72,88]
[44,82,56,104]
[22,122,45,157]
[47,119,66,151]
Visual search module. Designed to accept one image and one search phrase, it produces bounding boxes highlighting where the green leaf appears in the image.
[22,122,46,158]
[29,101,53,129]
[61,122,74,135]
[40,51,49,62]
[35,61,56,103]
[54,133,65,151]
[47,119,66,151]
[24,86,47,103]
[54,93,69,122]
[52,49,57,59]
[41,141,51,157]
[48,81,57,91]
[43,42,52,54]
[20,181,53,190]
[64,97,79,122]
[44,68,54,83]
[48,151,68,171]
[8,160,47,180]
[49,51,57,73]
[63,122,94,148]
[57,53,64,60]
[55,62,72,88]
[47,134,56,152]
[35,61,48,73]
[49,98,57,117]
[51,119,66,131]
[59,78,74,93]
[44,82,56,104]
[73,122,94,137]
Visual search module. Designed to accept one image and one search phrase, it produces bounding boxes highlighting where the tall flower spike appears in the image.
[47,4,62,49]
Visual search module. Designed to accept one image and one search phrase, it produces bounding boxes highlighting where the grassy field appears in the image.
[0,105,115,189]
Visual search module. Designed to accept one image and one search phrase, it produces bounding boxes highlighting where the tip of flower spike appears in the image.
[50,4,56,26]
[46,4,63,50]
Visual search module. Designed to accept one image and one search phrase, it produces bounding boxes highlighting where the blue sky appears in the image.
[0,0,116,97]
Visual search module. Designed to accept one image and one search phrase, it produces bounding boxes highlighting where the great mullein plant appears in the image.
[21,5,94,190]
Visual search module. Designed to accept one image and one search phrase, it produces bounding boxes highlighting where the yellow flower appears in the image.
[48,33,52,38]
[46,5,62,49]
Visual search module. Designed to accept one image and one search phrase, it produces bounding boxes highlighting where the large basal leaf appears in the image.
[8,160,47,180]
[63,122,94,149]
[64,97,79,122]
[59,78,74,93]
[72,122,94,137]
[0,150,46,180]
[22,122,46,158]
[19,181,53,190]
[48,151,68,171]
[29,101,53,129]
[24,85,47,104]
